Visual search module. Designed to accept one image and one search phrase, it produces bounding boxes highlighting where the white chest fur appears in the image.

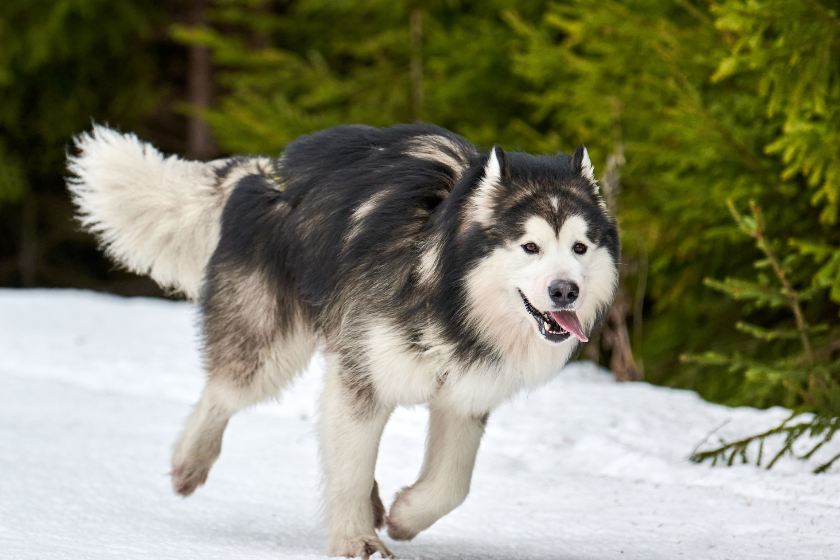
[363,318,575,414]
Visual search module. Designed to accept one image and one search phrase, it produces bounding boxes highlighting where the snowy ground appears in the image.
[1,289,838,559]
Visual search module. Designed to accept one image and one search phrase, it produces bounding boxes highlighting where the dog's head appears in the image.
[459,145,619,352]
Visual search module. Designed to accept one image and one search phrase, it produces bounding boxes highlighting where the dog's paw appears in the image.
[387,482,465,542]
[385,518,416,542]
[385,490,421,541]
[170,457,212,497]
[328,535,394,559]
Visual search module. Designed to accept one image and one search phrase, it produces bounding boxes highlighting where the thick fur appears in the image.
[68,123,619,558]
[68,126,273,300]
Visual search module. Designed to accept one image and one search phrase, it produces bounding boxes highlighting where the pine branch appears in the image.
[814,452,840,474]
[703,277,787,307]
[691,415,840,473]
[729,200,815,364]
[735,321,828,342]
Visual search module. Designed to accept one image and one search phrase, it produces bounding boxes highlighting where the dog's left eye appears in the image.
[573,242,588,255]
[522,243,539,254]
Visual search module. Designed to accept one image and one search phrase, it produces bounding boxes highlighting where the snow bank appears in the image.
[1,289,838,559]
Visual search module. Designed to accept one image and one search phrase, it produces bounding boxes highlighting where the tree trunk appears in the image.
[598,121,642,382]
[603,291,642,382]
[18,191,37,287]
[187,0,215,160]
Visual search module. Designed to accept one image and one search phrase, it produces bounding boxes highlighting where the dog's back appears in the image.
[68,124,475,304]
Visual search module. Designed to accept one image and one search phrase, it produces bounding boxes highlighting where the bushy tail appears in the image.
[67,125,259,300]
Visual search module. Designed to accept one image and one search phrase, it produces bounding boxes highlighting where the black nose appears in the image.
[548,280,579,307]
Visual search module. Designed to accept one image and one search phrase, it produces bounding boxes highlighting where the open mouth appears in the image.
[518,290,588,344]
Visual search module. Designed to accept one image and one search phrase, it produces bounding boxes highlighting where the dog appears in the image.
[67,123,619,558]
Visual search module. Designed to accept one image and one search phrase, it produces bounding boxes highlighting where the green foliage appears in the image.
[792,238,840,304]
[712,0,840,223]
[170,0,411,153]
[685,202,840,471]
[171,0,542,155]
[0,141,25,204]
[0,0,183,293]
[691,413,840,473]
[0,0,170,198]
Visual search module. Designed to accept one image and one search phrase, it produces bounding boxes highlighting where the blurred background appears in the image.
[1,0,838,420]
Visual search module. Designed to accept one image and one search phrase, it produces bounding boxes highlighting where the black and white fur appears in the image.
[68,123,619,558]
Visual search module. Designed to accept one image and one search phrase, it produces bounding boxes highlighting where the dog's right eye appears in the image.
[522,243,539,254]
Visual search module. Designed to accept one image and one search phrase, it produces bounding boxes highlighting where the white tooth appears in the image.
[543,321,550,330]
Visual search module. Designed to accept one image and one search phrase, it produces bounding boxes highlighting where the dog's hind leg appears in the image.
[320,353,395,559]
[386,404,488,541]
[171,268,317,496]
[171,327,316,497]
[170,378,240,496]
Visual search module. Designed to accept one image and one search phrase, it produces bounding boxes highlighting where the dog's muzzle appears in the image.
[518,289,588,343]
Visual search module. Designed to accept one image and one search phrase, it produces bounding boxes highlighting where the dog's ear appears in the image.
[485,145,508,182]
[572,144,595,183]
[464,146,508,230]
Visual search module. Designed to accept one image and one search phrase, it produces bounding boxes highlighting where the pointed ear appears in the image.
[485,145,508,181]
[464,146,507,231]
[572,144,595,182]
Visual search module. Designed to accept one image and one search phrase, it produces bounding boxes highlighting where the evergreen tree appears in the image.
[687,201,840,472]
[0,0,185,291]
[171,0,545,154]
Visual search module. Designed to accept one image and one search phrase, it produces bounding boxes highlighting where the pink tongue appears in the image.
[550,311,588,342]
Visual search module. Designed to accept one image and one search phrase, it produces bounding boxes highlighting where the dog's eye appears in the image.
[573,242,588,255]
[522,243,539,254]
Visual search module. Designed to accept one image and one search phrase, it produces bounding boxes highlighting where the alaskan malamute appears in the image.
[68,124,619,558]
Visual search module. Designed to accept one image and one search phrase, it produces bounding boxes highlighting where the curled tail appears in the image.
[67,125,271,300]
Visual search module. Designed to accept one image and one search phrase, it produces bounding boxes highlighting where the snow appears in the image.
[1,289,838,559]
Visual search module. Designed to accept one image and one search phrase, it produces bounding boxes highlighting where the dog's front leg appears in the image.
[320,354,394,559]
[386,404,487,541]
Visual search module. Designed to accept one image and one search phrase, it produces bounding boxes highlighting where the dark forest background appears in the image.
[2,0,839,425]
